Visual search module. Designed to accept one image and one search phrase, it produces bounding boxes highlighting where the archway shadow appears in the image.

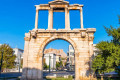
[85,53,96,77]
[21,67,43,80]
[21,67,75,80]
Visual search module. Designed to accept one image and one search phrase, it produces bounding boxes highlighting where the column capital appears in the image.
[80,7,83,11]
[49,7,54,11]
[24,37,30,41]
[36,6,40,11]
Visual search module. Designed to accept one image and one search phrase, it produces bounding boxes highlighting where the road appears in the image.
[43,71,75,77]
[0,72,22,78]
[0,71,75,78]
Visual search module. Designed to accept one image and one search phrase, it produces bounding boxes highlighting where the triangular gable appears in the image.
[49,0,69,5]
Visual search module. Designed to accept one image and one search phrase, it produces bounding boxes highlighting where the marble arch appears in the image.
[21,0,96,80]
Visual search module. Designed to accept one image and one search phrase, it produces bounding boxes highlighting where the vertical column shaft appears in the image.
[48,8,53,29]
[35,9,39,29]
[80,7,84,29]
[65,8,70,30]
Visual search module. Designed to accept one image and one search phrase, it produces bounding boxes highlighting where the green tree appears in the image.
[43,63,48,69]
[92,16,120,75]
[56,61,63,70]
[105,26,120,45]
[56,62,60,69]
[60,61,63,66]
[92,42,120,74]
[21,58,23,68]
[0,44,16,72]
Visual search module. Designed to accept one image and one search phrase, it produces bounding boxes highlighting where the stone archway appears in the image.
[22,28,96,80]
[21,0,96,80]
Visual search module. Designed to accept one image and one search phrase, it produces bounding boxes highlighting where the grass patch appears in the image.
[97,77,120,80]
[45,76,73,80]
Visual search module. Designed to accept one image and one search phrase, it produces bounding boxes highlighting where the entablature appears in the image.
[30,28,96,33]
[35,0,83,11]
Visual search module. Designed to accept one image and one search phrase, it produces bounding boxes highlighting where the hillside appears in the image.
[44,48,67,58]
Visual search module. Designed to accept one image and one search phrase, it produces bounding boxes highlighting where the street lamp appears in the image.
[18,54,21,73]
[49,54,51,73]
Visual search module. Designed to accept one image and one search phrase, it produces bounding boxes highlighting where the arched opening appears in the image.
[42,39,75,79]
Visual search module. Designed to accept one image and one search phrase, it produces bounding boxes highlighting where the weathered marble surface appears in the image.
[21,28,96,80]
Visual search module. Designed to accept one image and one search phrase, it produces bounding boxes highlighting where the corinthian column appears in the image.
[48,8,53,29]
[80,7,84,29]
[65,8,70,30]
[35,9,39,29]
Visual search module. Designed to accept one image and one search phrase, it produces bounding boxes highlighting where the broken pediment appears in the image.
[49,0,69,5]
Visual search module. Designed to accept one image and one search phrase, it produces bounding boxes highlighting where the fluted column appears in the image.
[35,9,39,29]
[48,8,53,29]
[80,7,84,29]
[65,8,70,30]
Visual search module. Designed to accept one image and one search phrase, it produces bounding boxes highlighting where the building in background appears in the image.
[93,44,99,57]
[13,48,24,72]
[67,45,75,71]
[44,48,67,70]
[56,54,61,62]
[44,53,56,69]
[44,48,67,58]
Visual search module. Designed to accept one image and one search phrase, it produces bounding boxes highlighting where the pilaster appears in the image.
[21,33,30,80]
[87,28,96,78]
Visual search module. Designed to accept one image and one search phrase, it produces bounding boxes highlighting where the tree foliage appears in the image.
[43,58,49,69]
[92,42,120,74]
[104,26,120,45]
[0,44,16,71]
[56,61,63,69]
[43,63,49,69]
[21,58,23,68]
[92,17,120,75]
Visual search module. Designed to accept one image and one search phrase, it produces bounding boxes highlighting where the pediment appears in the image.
[49,0,69,5]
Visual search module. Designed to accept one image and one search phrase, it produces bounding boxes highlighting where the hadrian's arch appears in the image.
[21,0,96,80]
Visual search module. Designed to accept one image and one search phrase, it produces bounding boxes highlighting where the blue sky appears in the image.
[0,0,120,54]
